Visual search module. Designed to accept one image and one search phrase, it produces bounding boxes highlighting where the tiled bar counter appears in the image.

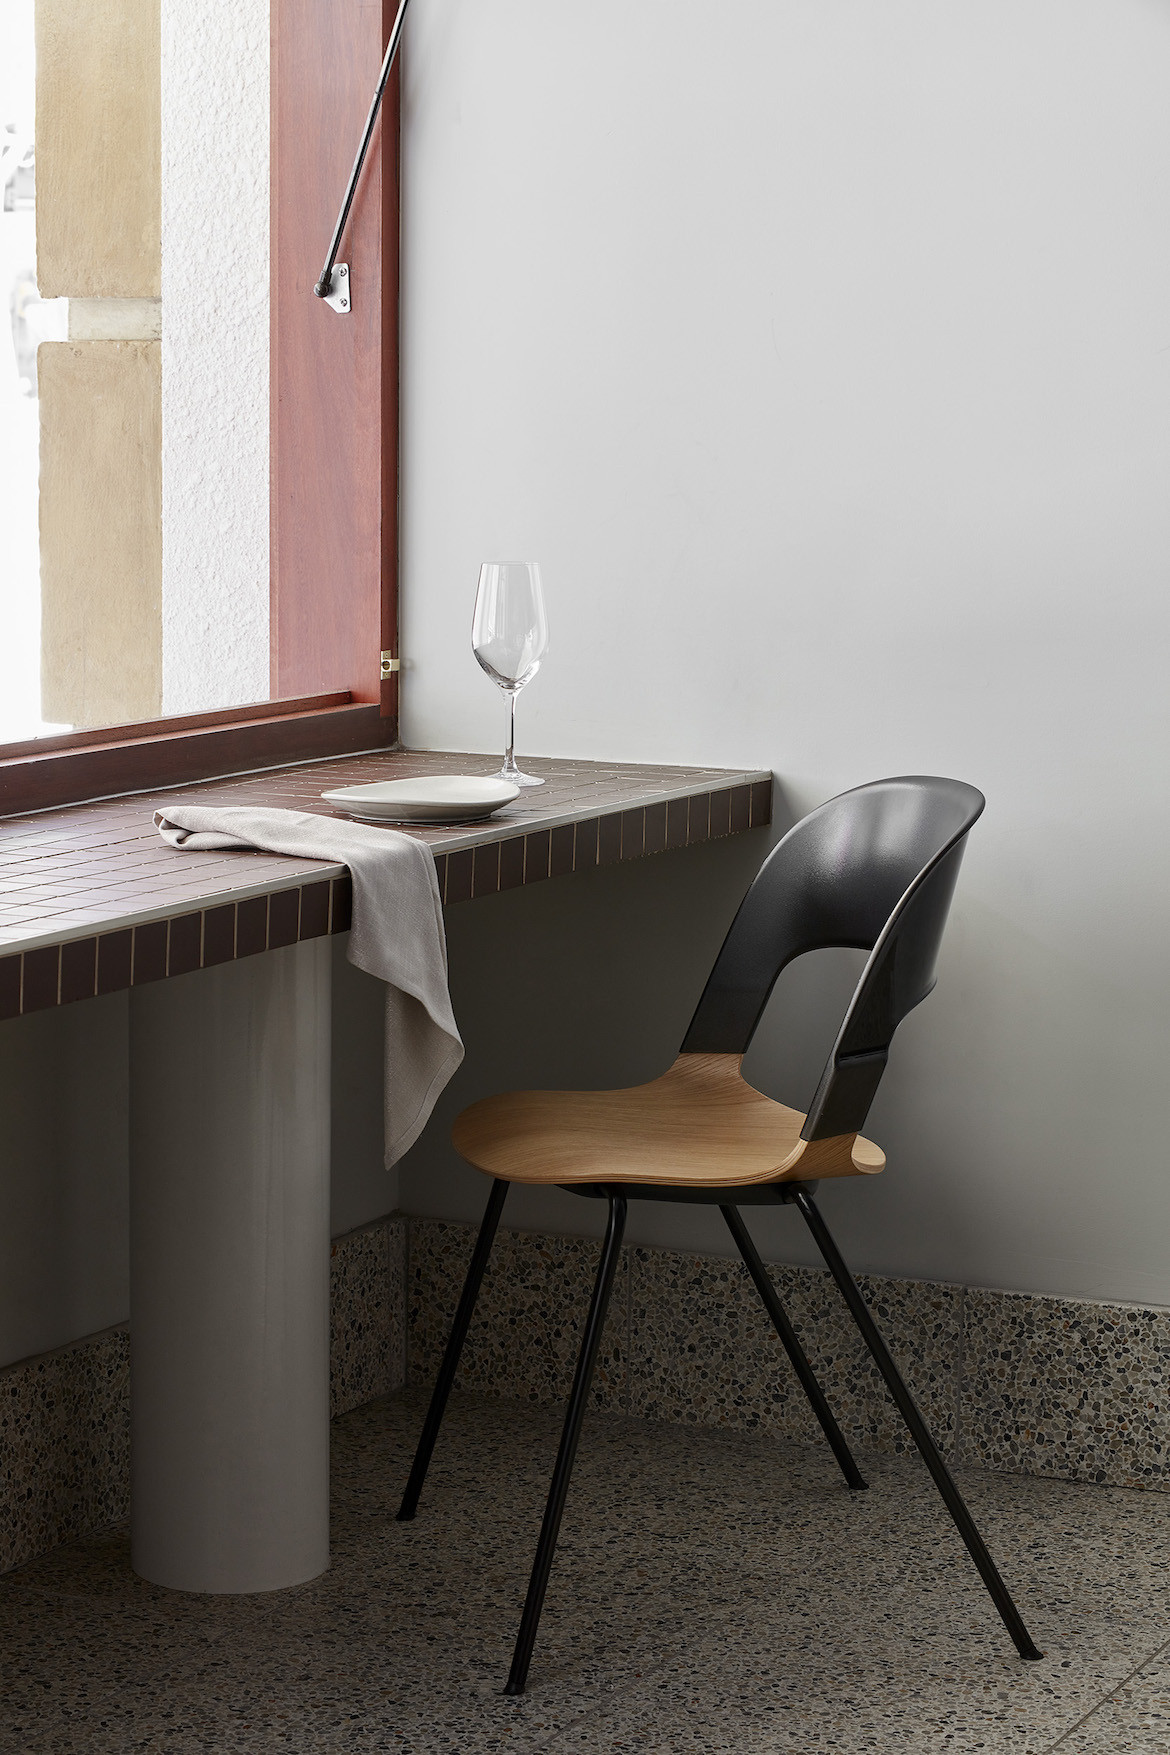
[0,749,771,1585]
[0,750,772,1015]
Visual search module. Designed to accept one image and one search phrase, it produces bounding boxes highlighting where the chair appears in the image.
[397,775,1042,1692]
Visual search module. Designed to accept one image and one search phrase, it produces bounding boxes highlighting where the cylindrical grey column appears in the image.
[129,937,331,1593]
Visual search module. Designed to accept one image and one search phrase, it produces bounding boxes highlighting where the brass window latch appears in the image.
[381,652,401,677]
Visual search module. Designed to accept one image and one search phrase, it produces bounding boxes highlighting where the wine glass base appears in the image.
[495,765,545,788]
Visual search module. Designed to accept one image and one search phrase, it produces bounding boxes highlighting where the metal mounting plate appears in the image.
[323,264,352,315]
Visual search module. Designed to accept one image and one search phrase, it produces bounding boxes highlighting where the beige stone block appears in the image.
[36,0,161,298]
[39,341,162,728]
[69,298,162,342]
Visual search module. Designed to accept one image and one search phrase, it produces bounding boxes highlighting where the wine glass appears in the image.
[472,562,549,787]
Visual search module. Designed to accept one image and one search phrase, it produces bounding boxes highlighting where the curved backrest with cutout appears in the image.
[681,776,984,1141]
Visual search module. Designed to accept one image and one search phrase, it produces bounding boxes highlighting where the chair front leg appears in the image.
[790,1185,1042,1661]
[397,1177,509,1522]
[505,1194,628,1696]
[722,1204,867,1491]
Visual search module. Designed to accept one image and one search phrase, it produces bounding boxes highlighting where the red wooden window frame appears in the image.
[271,0,400,719]
[0,3,399,817]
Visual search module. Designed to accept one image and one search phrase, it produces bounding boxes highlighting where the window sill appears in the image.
[0,751,773,1018]
[0,695,398,818]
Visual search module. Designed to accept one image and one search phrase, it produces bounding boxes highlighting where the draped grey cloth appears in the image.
[155,804,463,1164]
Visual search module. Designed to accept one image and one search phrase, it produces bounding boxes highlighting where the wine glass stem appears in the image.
[506,692,516,773]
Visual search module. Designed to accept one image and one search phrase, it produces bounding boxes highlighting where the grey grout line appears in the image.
[1040,1633,1170,1753]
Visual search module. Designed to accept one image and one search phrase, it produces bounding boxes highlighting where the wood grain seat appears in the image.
[452,1052,885,1187]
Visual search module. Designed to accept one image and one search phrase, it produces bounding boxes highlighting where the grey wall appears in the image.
[397,0,1170,1303]
[0,995,130,1365]
[0,938,398,1369]
[5,0,1169,1367]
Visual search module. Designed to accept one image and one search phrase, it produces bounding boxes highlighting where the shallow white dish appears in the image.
[320,774,520,825]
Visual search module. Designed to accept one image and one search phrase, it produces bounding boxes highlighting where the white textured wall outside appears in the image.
[160,0,270,714]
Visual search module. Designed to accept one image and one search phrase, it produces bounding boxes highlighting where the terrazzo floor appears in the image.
[1,1390,1168,1753]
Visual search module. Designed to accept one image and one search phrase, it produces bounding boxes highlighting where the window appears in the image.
[0,0,400,814]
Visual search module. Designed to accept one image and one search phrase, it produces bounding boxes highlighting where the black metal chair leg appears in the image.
[721,1204,867,1491]
[397,1177,509,1522]
[504,1195,628,1696]
[791,1185,1042,1661]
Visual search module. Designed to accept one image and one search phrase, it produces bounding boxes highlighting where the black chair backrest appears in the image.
[681,776,984,1141]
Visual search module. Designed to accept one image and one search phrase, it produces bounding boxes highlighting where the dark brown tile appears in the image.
[687,793,711,845]
[167,913,202,977]
[498,837,525,892]
[0,955,20,1021]
[97,929,132,995]
[574,817,599,870]
[750,777,772,827]
[730,785,751,834]
[298,880,331,941]
[236,895,269,957]
[472,843,500,899]
[620,809,645,861]
[444,849,473,906]
[549,824,574,879]
[59,937,98,1005]
[21,945,60,1012]
[709,789,732,839]
[666,797,689,851]
[598,813,622,868]
[132,920,168,985]
[268,888,301,950]
[330,876,353,934]
[202,904,236,967]
[431,856,448,903]
[644,802,667,856]
[523,830,550,884]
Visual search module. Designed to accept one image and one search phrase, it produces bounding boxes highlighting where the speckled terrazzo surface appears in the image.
[331,1217,407,1419]
[0,1327,129,1575]
[1,1390,1169,1753]
[9,1214,1170,1592]
[408,1218,1170,1493]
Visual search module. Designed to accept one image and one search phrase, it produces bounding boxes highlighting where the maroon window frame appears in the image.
[0,3,399,818]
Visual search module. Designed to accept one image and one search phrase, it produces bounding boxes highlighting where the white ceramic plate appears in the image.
[320,774,521,824]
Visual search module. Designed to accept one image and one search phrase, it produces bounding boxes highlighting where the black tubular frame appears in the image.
[790,1185,1042,1661]
[504,1195,628,1695]
[399,776,1043,1691]
[397,1177,509,1523]
[720,1204,867,1492]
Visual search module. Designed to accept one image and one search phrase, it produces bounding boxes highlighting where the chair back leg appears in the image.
[397,1177,510,1522]
[790,1186,1042,1661]
[721,1205,867,1492]
[505,1194,628,1696]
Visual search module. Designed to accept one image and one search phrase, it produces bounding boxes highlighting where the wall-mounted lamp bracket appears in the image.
[322,264,351,315]
[313,0,415,308]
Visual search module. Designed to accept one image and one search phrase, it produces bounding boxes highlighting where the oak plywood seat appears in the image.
[453,1052,886,1189]
[398,776,1042,1694]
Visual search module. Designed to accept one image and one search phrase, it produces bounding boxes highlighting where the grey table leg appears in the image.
[128,937,331,1593]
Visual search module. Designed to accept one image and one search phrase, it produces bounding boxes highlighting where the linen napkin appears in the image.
[154,804,464,1164]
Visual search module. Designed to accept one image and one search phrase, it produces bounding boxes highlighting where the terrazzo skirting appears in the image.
[0,1216,406,1574]
[4,1211,1170,1575]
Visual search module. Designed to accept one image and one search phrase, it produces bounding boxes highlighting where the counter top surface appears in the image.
[0,750,772,1019]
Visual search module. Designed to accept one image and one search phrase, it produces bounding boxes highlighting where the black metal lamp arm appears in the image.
[314,0,416,301]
